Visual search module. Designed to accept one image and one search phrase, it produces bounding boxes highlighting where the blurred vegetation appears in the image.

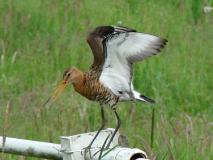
[0,0,213,159]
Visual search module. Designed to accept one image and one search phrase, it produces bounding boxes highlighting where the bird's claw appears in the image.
[93,134,111,160]
[84,146,93,160]
[93,148,107,160]
[84,146,107,160]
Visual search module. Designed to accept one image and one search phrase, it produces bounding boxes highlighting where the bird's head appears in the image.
[43,67,83,105]
[62,67,83,84]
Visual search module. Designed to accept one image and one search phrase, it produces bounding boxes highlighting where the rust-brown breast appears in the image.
[73,71,119,107]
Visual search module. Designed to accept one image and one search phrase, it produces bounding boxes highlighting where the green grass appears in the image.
[0,0,213,159]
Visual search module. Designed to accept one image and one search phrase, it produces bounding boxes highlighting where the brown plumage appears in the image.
[63,67,119,108]
[47,25,167,158]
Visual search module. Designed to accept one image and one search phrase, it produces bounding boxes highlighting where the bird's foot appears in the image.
[93,134,110,160]
[93,148,107,160]
[84,134,111,160]
[83,145,93,160]
[93,145,117,160]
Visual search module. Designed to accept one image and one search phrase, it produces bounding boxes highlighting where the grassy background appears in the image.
[0,0,213,159]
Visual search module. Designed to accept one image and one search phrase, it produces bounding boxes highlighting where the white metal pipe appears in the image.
[90,147,148,160]
[60,128,148,160]
[0,129,149,160]
[0,136,62,159]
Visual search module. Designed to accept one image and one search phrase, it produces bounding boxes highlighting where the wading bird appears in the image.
[47,25,167,158]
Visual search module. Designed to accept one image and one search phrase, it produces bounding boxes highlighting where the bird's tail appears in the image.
[133,91,155,104]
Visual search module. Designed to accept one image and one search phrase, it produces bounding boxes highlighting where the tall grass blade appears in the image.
[151,107,155,149]
[1,100,12,158]
[192,0,201,24]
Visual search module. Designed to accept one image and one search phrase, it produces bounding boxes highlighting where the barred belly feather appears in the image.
[95,87,119,109]
[73,71,119,109]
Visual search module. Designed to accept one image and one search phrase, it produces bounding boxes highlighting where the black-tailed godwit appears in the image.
[48,25,167,159]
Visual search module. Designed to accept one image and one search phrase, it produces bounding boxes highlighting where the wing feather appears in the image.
[109,32,167,63]
[86,26,114,70]
[100,31,167,98]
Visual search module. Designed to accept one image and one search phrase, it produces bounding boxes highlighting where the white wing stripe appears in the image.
[108,32,166,63]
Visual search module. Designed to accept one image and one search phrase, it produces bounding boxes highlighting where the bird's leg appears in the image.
[105,109,121,149]
[93,109,121,160]
[84,104,105,159]
[95,134,110,160]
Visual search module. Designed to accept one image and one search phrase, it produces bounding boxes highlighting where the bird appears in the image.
[47,25,167,159]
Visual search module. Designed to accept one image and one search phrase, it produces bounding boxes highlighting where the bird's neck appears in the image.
[73,72,96,100]
[72,72,86,94]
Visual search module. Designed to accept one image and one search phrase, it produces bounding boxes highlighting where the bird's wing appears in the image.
[86,26,136,71]
[100,28,167,97]
[86,26,114,70]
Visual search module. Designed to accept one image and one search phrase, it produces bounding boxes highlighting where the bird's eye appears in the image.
[63,69,69,78]
[67,73,71,77]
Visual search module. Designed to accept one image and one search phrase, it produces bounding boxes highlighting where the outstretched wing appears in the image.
[86,26,136,71]
[99,28,167,99]
[86,26,114,70]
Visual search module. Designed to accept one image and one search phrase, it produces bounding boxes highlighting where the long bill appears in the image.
[43,80,68,107]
